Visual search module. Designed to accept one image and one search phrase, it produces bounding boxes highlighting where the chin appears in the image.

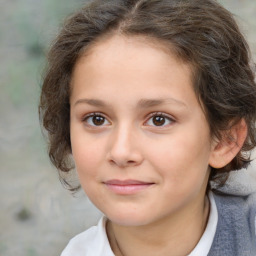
[106,211,155,227]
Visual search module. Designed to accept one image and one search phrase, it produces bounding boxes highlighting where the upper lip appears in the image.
[104,179,154,185]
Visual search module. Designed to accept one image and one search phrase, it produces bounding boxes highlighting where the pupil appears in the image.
[153,116,165,126]
[93,116,104,125]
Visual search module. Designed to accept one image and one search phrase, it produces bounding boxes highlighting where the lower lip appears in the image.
[104,183,154,195]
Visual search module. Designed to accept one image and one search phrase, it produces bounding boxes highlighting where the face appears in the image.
[70,35,215,227]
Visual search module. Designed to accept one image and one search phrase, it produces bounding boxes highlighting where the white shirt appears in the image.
[61,192,218,256]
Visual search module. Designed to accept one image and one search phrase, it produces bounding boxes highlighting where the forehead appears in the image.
[70,35,198,109]
[77,34,190,69]
[72,35,193,82]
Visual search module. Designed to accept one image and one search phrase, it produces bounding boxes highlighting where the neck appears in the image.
[107,194,210,256]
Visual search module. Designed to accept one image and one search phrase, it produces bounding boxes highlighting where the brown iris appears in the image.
[92,115,105,126]
[153,116,165,126]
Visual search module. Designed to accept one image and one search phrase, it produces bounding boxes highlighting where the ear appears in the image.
[209,119,247,169]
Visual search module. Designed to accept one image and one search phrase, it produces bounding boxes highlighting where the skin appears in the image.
[69,35,232,255]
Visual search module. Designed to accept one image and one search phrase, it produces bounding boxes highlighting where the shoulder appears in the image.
[213,191,256,211]
[61,227,97,256]
[61,216,114,256]
[208,191,256,255]
[213,191,256,229]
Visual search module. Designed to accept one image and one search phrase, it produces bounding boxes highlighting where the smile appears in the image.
[103,179,155,195]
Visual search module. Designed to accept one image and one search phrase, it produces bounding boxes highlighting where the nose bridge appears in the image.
[108,121,142,166]
[112,122,135,154]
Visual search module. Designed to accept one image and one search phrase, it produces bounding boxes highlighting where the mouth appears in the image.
[103,179,155,195]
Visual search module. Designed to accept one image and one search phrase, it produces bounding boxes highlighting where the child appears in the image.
[39,0,256,255]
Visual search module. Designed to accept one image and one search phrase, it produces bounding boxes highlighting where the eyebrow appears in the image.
[74,98,187,108]
[74,98,107,107]
[137,98,187,108]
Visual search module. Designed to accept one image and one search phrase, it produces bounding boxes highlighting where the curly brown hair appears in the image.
[39,0,256,191]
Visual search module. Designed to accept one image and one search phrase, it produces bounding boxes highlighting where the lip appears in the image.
[103,179,155,195]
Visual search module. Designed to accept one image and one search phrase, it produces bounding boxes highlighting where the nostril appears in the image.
[109,159,116,165]
[108,158,138,167]
[127,160,136,164]
[107,144,143,167]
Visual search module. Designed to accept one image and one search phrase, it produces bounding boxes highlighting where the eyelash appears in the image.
[82,112,110,127]
[144,112,175,127]
[81,112,175,128]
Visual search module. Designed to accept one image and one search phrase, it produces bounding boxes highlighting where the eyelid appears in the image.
[82,112,111,127]
[143,112,176,127]
[82,112,105,120]
[81,111,175,128]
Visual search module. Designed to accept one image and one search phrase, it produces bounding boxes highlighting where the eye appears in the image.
[145,113,174,127]
[83,113,110,127]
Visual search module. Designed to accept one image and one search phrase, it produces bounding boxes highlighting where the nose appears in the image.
[107,125,144,168]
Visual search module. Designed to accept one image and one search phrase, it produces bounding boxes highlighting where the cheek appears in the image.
[71,141,102,197]
[147,131,211,183]
[71,136,103,177]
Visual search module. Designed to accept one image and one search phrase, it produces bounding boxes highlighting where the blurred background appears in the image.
[0,0,255,255]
